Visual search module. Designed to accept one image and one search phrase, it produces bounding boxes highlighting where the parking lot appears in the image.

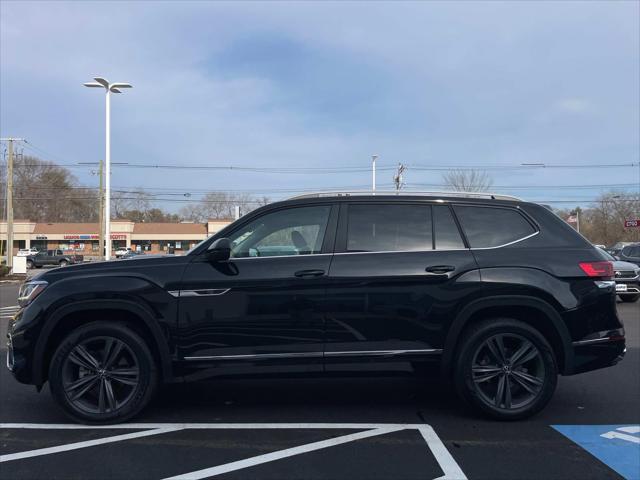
[1,282,638,480]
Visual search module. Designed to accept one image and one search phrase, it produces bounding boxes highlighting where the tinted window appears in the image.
[454,206,536,248]
[433,205,465,249]
[347,204,432,252]
[229,205,331,258]
[623,246,640,257]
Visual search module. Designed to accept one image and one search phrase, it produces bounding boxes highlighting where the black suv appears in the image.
[7,193,625,423]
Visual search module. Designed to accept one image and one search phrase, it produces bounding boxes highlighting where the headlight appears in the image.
[18,280,48,307]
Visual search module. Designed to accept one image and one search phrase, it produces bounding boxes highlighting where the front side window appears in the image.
[229,205,331,258]
[347,204,432,252]
[454,205,536,248]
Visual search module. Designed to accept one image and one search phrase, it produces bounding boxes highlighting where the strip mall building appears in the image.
[0,219,232,258]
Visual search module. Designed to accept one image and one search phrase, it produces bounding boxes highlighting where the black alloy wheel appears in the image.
[455,318,557,420]
[471,333,544,410]
[49,322,157,424]
[61,337,140,415]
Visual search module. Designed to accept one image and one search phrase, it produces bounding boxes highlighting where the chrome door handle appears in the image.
[294,269,325,278]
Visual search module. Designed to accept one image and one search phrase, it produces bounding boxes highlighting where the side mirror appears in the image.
[206,237,231,262]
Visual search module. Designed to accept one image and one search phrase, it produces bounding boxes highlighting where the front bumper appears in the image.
[615,278,640,296]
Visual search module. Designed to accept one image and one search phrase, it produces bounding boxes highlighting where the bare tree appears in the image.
[179,192,270,222]
[580,192,640,245]
[0,155,99,222]
[441,169,494,192]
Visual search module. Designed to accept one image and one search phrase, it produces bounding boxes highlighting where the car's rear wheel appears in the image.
[454,318,557,420]
[49,322,157,424]
[26,260,33,269]
[620,294,639,303]
[59,259,68,267]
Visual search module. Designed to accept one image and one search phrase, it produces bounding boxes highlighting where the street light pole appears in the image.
[372,155,378,192]
[84,77,132,260]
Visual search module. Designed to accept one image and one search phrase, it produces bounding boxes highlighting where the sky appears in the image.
[1,0,639,211]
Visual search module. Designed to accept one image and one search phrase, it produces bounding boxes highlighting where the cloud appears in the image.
[0,0,638,206]
[555,98,593,114]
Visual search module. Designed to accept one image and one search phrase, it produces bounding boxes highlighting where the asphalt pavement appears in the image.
[0,282,638,480]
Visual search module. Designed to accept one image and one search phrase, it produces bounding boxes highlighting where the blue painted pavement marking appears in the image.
[552,425,640,480]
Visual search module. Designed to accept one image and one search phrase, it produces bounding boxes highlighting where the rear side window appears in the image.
[623,246,640,257]
[454,206,536,248]
[347,204,432,252]
[433,205,465,249]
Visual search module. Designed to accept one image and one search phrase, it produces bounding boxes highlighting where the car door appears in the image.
[176,203,338,372]
[324,201,481,372]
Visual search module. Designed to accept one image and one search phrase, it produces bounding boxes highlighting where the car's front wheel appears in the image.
[49,322,157,424]
[26,260,33,269]
[454,318,557,420]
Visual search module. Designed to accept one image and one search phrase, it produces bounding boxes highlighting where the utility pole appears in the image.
[98,160,105,260]
[1,137,24,271]
[393,163,406,192]
[372,155,378,192]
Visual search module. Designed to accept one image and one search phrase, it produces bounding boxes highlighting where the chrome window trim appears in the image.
[469,230,540,250]
[231,253,333,261]
[183,348,443,361]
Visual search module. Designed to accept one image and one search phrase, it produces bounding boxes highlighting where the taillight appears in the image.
[579,261,614,278]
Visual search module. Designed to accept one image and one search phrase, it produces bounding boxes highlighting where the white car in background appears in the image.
[17,248,39,257]
[114,247,132,258]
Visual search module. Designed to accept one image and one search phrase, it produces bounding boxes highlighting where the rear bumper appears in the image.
[566,329,626,375]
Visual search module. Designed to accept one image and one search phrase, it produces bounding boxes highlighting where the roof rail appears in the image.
[287,190,523,202]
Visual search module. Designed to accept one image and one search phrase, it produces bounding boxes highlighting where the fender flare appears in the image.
[33,299,174,386]
[441,295,573,375]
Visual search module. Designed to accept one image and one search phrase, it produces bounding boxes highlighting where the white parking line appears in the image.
[0,427,183,463]
[0,423,467,480]
[163,427,405,480]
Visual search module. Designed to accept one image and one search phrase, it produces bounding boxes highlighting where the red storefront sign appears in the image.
[63,233,127,240]
[624,219,639,228]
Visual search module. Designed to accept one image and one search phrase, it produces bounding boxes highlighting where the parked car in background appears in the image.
[119,250,145,259]
[7,192,625,424]
[17,248,39,257]
[598,248,640,302]
[605,242,635,258]
[114,247,132,258]
[26,250,84,269]
[617,243,640,267]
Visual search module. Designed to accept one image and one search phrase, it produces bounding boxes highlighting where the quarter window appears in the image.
[454,206,536,248]
[229,206,331,258]
[347,204,432,252]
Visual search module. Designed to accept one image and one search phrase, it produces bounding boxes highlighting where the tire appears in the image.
[620,295,639,303]
[26,260,33,269]
[59,259,68,267]
[454,318,557,420]
[49,321,158,424]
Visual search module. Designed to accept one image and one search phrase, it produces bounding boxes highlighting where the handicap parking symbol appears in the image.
[553,424,640,480]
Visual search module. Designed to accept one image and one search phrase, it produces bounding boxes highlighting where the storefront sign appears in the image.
[35,236,48,240]
[63,233,127,240]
